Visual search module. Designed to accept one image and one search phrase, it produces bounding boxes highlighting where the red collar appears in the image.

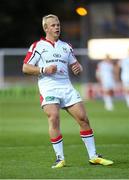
[41,37,58,47]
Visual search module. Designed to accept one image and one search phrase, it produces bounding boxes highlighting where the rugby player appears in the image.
[117,49,129,108]
[96,55,116,111]
[22,14,113,168]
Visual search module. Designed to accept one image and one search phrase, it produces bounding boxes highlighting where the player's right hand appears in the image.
[44,65,57,75]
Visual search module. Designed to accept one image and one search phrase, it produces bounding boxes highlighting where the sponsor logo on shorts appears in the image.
[45,96,55,101]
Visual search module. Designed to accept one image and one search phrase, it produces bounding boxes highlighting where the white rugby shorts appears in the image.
[40,86,82,108]
[101,79,115,90]
[122,79,129,89]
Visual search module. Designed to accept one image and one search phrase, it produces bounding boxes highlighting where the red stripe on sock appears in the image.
[80,129,93,136]
[51,135,63,143]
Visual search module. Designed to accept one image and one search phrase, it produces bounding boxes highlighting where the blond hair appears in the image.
[42,14,59,31]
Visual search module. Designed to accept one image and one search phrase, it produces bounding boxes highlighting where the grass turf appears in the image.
[0,93,129,179]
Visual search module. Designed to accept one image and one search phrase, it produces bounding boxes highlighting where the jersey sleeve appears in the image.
[24,41,40,65]
[68,46,77,65]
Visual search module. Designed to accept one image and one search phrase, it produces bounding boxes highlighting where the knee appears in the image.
[47,111,59,128]
[47,111,59,120]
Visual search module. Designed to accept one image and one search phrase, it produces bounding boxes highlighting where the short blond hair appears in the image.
[42,14,59,31]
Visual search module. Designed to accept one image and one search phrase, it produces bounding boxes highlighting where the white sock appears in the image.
[51,135,64,160]
[80,129,97,159]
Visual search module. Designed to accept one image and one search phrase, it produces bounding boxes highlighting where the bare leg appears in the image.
[66,102,97,159]
[66,102,91,131]
[43,104,64,160]
[43,104,61,138]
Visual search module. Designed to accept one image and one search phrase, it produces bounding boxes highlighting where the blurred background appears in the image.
[0,0,129,99]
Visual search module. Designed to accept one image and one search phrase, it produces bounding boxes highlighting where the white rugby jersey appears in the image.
[119,57,129,83]
[97,61,115,86]
[24,38,77,90]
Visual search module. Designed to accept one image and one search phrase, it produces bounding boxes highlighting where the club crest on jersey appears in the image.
[53,53,61,58]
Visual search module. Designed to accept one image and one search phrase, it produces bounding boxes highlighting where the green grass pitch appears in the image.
[0,89,129,179]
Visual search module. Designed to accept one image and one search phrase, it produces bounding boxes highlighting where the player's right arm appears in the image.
[22,41,57,75]
[22,41,41,75]
[22,63,57,75]
[22,63,41,75]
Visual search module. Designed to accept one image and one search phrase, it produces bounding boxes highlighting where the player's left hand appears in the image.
[71,62,83,75]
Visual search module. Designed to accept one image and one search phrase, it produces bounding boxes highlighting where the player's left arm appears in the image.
[68,45,83,75]
[70,61,83,75]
